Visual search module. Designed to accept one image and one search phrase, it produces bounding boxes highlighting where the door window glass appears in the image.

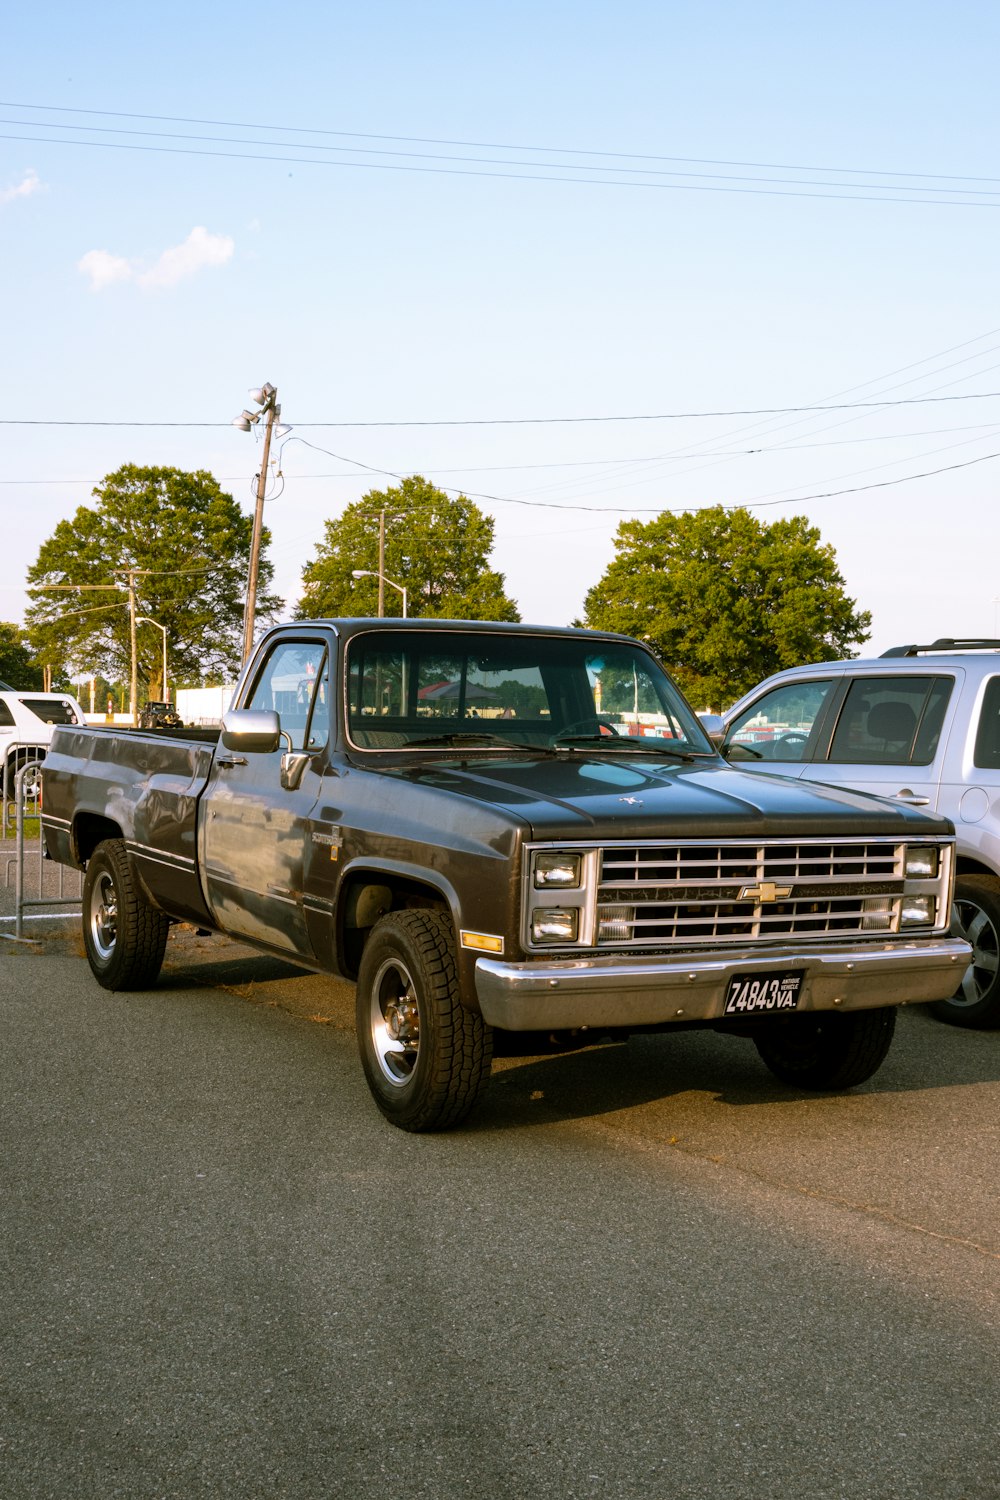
[726,680,835,763]
[0,702,15,727]
[974,677,1000,769]
[246,641,329,752]
[828,676,952,766]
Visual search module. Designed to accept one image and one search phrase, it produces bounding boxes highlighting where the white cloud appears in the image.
[78,249,134,291]
[77,226,235,293]
[136,226,235,289]
[1,168,42,206]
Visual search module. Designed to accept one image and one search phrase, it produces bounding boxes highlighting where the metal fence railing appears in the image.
[1,759,82,945]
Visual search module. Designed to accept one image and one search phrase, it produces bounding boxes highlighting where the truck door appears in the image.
[200,636,331,958]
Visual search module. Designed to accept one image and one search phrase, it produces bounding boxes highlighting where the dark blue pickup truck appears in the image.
[41,619,968,1130]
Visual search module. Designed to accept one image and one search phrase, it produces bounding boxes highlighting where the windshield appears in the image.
[344,629,713,754]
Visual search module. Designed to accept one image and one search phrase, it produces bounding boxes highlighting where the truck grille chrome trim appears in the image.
[524,838,953,952]
[596,841,929,947]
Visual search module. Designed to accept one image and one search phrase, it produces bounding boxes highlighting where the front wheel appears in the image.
[82,838,170,991]
[356,910,493,1131]
[753,1007,896,1090]
[931,875,1000,1028]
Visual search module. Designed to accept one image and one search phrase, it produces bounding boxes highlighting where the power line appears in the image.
[4,390,1000,430]
[5,99,998,187]
[6,422,1000,486]
[6,115,1000,201]
[3,129,998,209]
[282,437,1000,515]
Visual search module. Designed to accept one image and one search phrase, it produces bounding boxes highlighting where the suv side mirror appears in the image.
[698,713,725,746]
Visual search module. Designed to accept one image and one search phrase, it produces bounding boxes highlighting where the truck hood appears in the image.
[386,753,952,841]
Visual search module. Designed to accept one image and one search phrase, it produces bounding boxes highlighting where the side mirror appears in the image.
[221,708,281,754]
[698,713,726,746]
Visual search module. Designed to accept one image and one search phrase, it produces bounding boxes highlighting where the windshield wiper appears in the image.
[551,734,705,762]
[403,732,538,749]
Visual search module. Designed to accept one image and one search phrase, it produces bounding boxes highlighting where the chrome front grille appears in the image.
[596,840,905,947]
[600,841,900,886]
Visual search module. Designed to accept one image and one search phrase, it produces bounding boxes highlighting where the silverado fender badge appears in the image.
[312,827,344,861]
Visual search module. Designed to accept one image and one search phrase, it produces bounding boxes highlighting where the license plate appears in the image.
[724,970,804,1015]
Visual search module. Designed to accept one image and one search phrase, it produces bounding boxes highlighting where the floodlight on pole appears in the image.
[351,569,408,618]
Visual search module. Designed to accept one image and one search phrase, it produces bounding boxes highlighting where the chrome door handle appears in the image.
[894,788,930,806]
[216,754,248,768]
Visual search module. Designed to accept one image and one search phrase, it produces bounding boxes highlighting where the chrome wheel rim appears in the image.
[89,870,118,962]
[951,896,999,1007]
[367,956,421,1087]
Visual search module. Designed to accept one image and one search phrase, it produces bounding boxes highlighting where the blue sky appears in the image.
[3,1,999,663]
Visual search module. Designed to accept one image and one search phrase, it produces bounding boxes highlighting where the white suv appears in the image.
[0,682,87,799]
[723,638,1000,1029]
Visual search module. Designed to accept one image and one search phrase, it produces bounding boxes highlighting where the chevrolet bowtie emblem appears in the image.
[739,881,793,903]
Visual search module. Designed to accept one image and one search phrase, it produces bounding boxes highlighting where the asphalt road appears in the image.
[2,934,998,1500]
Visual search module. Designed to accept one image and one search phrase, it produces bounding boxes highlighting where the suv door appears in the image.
[798,673,958,811]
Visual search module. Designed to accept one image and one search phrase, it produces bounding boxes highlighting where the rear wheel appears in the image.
[753,1007,896,1090]
[82,838,169,991]
[5,750,42,802]
[931,875,1000,1029]
[356,910,493,1131]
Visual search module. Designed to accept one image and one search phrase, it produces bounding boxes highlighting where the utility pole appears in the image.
[127,570,139,726]
[233,383,290,664]
[377,509,386,617]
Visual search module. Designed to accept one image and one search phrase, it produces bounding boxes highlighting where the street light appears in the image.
[351,569,408,617]
[232,381,292,663]
[137,616,168,704]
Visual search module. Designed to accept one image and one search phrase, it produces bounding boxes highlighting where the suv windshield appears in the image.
[345,629,713,754]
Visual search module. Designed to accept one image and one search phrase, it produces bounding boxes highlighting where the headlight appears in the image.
[901,895,936,926]
[904,846,939,879]
[534,852,582,888]
[531,908,579,943]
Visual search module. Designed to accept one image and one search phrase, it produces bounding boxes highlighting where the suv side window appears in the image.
[973,676,1000,769]
[0,701,15,728]
[726,680,836,763]
[828,676,952,766]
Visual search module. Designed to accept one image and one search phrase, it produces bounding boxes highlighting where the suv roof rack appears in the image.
[880,638,1000,658]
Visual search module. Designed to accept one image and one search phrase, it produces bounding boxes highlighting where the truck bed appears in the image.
[42,724,221,926]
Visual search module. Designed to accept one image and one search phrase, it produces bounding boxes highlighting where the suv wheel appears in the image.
[932,875,1000,1029]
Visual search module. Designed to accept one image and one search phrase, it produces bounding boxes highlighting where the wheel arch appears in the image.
[73,813,126,867]
[955,855,1000,884]
[335,860,459,980]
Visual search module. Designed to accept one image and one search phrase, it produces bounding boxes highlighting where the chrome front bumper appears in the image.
[474,937,970,1031]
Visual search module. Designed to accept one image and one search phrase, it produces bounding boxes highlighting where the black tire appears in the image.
[82,838,169,991]
[356,910,493,1132]
[5,750,42,802]
[753,1007,896,1090]
[931,874,1000,1029]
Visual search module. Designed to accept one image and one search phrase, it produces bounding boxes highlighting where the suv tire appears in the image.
[932,874,1000,1029]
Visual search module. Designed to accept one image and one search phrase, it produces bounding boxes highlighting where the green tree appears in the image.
[583,505,870,709]
[297,476,520,622]
[24,465,283,694]
[0,622,43,689]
